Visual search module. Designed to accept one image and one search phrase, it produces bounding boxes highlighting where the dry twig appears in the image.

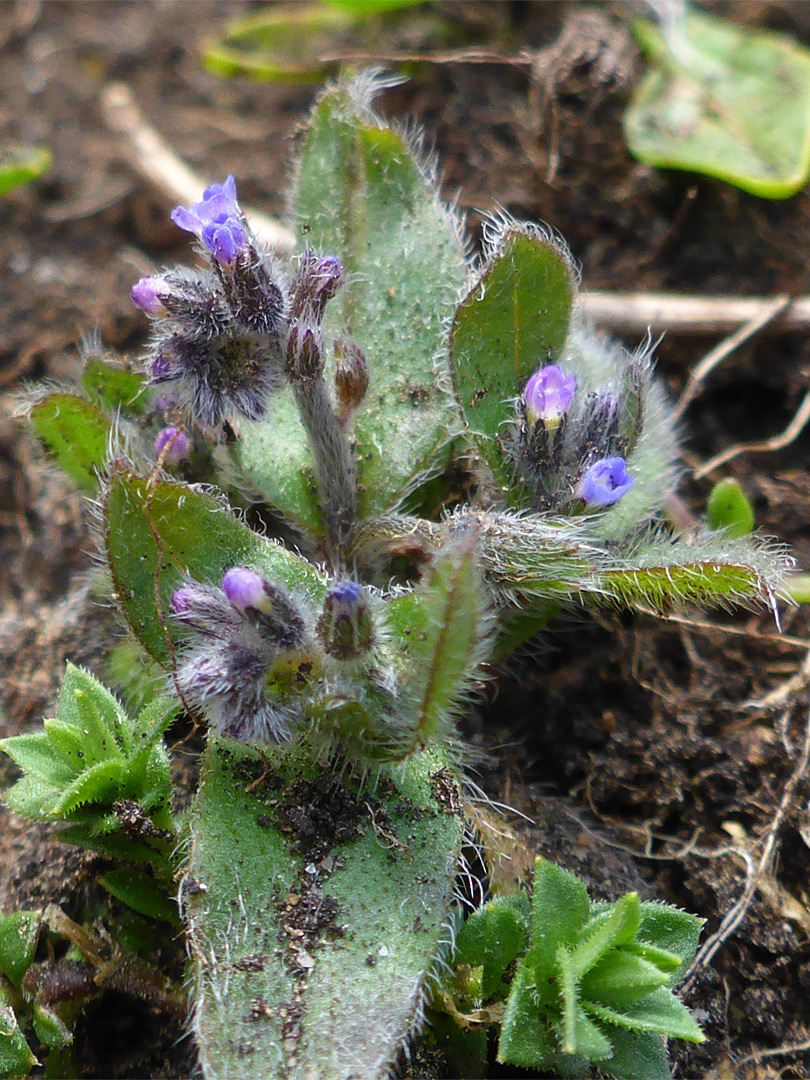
[681,704,810,994]
[693,390,810,480]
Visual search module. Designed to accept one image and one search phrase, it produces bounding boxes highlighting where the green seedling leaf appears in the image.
[496,961,558,1069]
[51,759,127,816]
[0,987,38,1076]
[603,1028,671,1080]
[0,912,41,987]
[707,477,755,537]
[450,227,576,498]
[567,893,641,980]
[0,144,51,197]
[635,902,704,987]
[625,9,810,199]
[81,358,146,416]
[584,986,706,1043]
[202,4,353,84]
[99,870,179,926]
[454,893,530,1002]
[581,951,671,1010]
[103,466,325,666]
[556,947,613,1060]
[0,733,75,791]
[30,394,112,494]
[528,859,590,986]
[186,737,463,1080]
[277,78,467,518]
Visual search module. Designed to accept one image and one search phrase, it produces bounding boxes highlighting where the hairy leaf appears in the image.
[30,394,112,494]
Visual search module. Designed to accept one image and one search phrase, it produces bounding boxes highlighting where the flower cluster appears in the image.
[514,342,644,513]
[170,568,377,744]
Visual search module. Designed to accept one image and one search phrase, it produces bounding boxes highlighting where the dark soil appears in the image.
[2,1,810,1078]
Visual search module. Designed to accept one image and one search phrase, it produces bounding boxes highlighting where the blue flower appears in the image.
[171,175,247,265]
[578,457,634,507]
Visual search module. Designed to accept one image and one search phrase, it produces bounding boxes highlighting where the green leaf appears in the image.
[450,226,576,498]
[497,961,556,1068]
[602,1028,670,1080]
[0,144,51,197]
[706,477,755,537]
[625,10,810,199]
[81,358,147,416]
[30,394,112,494]
[636,902,704,987]
[398,532,492,752]
[233,387,324,537]
[103,466,325,666]
[202,4,352,84]
[454,893,530,1001]
[51,759,127,816]
[527,859,590,987]
[581,950,671,1009]
[0,733,75,789]
[0,911,41,987]
[584,987,706,1043]
[556,948,613,1060]
[291,78,468,517]
[32,1003,72,1051]
[99,870,179,926]
[0,989,38,1076]
[41,720,87,772]
[567,893,641,980]
[186,737,464,1080]
[56,824,168,868]
[326,0,424,12]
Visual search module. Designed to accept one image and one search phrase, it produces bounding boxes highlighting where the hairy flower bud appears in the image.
[286,320,323,383]
[154,425,190,463]
[523,365,576,429]
[316,580,374,661]
[578,457,634,507]
[170,571,313,743]
[334,339,369,424]
[131,277,169,316]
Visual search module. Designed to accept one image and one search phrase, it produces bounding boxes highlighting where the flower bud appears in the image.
[316,580,374,661]
[131,277,169,316]
[578,457,634,507]
[154,426,190,463]
[222,567,271,612]
[286,321,323,382]
[334,340,369,423]
[523,364,576,429]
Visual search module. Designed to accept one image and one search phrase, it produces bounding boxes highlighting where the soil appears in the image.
[2,1,810,1078]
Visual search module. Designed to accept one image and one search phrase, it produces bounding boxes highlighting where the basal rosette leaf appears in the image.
[186,736,463,1080]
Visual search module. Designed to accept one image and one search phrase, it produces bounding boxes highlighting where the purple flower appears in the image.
[131,276,169,315]
[578,457,635,507]
[523,365,576,428]
[171,176,247,265]
[154,426,190,463]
